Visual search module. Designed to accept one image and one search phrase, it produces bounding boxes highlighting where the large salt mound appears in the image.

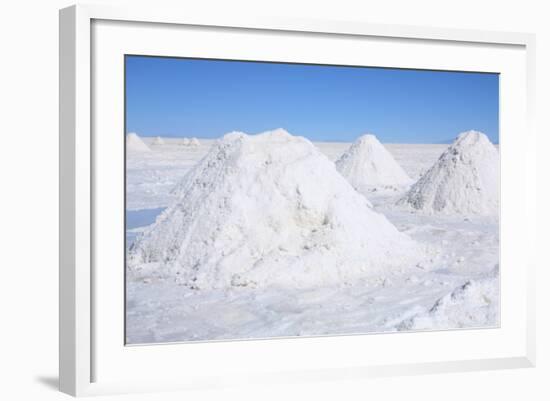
[126,132,150,152]
[335,134,412,193]
[129,128,422,290]
[397,131,499,215]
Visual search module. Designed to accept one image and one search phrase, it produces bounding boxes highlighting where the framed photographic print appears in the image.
[59,4,536,396]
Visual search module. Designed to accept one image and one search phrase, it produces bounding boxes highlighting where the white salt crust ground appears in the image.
[125,133,500,343]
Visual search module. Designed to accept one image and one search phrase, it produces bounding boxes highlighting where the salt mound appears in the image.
[181,138,190,146]
[129,128,422,289]
[126,132,150,152]
[397,276,499,331]
[190,137,200,146]
[397,131,499,215]
[152,136,164,145]
[335,134,412,193]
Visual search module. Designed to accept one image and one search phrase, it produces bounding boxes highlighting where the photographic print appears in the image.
[125,56,499,344]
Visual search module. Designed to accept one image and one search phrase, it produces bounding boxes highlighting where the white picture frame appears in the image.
[59,3,536,397]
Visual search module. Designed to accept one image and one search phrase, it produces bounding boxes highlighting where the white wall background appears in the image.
[0,0,547,399]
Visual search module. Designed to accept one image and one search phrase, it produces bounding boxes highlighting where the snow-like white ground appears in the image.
[126,137,499,344]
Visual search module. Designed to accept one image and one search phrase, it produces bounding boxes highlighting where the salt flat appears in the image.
[125,136,498,344]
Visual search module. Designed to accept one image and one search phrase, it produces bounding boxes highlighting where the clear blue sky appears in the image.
[125,56,499,144]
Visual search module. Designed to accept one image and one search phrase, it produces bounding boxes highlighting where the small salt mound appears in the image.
[397,276,499,330]
[152,136,164,146]
[190,137,200,146]
[336,134,412,193]
[129,128,422,290]
[397,130,499,215]
[126,132,150,152]
[181,138,190,146]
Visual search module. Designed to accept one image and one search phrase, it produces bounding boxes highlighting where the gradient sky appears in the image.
[125,56,499,144]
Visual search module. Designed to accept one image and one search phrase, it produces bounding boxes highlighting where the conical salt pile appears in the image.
[152,136,164,145]
[126,132,150,152]
[336,134,412,193]
[398,130,499,215]
[190,137,200,146]
[129,129,421,289]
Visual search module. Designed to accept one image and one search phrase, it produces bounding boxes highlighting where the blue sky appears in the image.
[125,56,499,144]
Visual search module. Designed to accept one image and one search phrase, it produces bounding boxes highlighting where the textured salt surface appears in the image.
[397,267,499,331]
